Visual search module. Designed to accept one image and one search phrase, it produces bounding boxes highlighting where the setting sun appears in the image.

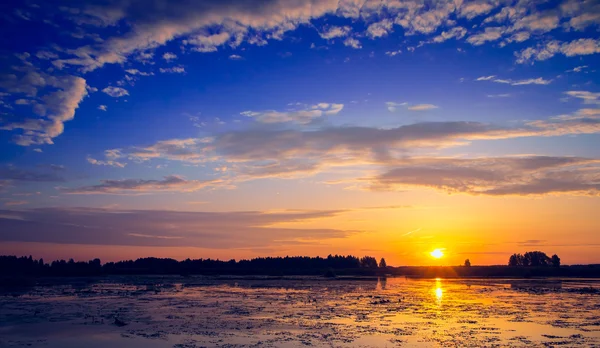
[430,249,445,259]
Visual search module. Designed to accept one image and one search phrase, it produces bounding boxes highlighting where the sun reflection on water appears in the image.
[434,278,443,301]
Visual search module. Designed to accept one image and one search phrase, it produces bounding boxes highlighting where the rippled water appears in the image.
[1,276,599,347]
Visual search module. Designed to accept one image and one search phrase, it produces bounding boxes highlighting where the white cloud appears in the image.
[566,65,588,73]
[366,19,393,38]
[102,86,129,97]
[516,39,600,63]
[385,50,402,56]
[0,67,88,146]
[511,11,560,33]
[162,52,177,61]
[343,37,362,49]
[159,66,186,73]
[241,103,344,124]
[431,26,467,43]
[184,32,231,52]
[564,91,600,105]
[229,54,243,60]
[125,69,154,76]
[98,105,107,111]
[511,77,552,86]
[319,26,351,39]
[386,102,407,112]
[86,155,126,168]
[476,76,552,86]
[466,26,506,45]
[458,0,497,20]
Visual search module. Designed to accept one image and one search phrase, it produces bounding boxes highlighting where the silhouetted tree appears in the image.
[551,254,561,268]
[508,251,556,267]
[523,251,551,267]
[379,258,387,268]
[360,256,378,268]
[509,253,522,266]
[464,259,471,267]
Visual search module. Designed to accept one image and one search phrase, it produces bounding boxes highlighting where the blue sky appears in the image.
[0,0,599,265]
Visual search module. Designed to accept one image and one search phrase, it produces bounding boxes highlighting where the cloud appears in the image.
[386,101,407,112]
[125,69,154,76]
[458,0,497,20]
[0,165,64,182]
[564,91,600,104]
[98,105,107,111]
[105,104,600,186]
[466,27,506,45]
[566,65,588,73]
[102,86,129,97]
[241,103,344,124]
[4,201,28,206]
[61,175,223,195]
[184,32,232,52]
[516,39,600,63]
[159,66,186,73]
[229,54,243,60]
[502,31,531,45]
[343,37,362,49]
[86,155,126,168]
[319,26,351,39]
[385,50,402,56]
[0,207,355,248]
[407,104,438,111]
[510,78,552,86]
[366,19,393,38]
[162,52,177,61]
[369,156,600,196]
[487,94,511,98]
[431,26,467,43]
[117,138,214,164]
[511,11,560,33]
[476,76,552,86]
[0,66,88,146]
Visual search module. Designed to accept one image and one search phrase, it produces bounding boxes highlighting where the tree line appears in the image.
[508,251,560,267]
[0,255,389,277]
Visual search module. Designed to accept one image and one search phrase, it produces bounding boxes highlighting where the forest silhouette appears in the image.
[1,251,600,279]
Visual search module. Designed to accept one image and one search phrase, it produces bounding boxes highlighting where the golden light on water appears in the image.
[430,249,444,259]
[434,278,443,301]
[435,287,443,300]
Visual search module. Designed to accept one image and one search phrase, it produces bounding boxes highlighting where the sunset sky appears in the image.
[0,0,599,266]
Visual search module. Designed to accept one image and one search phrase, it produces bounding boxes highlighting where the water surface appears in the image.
[1,276,599,347]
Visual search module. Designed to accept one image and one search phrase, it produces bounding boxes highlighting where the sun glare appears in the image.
[430,249,444,259]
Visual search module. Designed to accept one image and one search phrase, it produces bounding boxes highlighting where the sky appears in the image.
[0,0,599,266]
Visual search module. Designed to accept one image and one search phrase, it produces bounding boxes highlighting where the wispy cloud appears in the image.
[241,103,344,124]
[102,86,129,97]
[0,207,356,248]
[61,175,224,195]
[408,104,438,111]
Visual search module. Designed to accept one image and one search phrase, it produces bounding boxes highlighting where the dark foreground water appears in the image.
[1,276,599,347]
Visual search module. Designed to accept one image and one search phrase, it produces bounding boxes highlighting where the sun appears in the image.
[430,249,444,259]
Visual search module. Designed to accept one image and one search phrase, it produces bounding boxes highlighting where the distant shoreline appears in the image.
[2,255,600,280]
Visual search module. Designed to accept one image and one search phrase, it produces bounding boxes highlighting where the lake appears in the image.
[1,276,599,347]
